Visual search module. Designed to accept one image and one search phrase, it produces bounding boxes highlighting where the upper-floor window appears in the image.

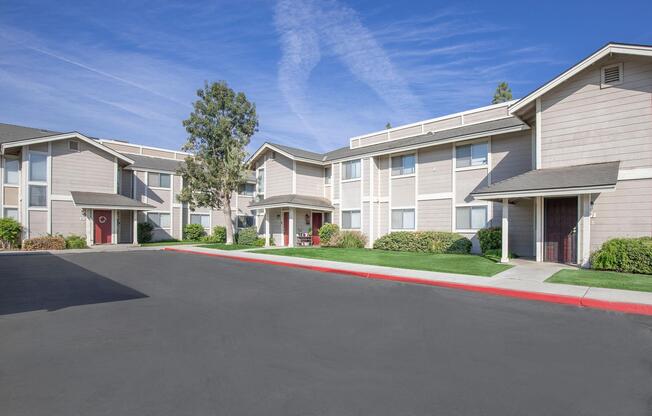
[342,159,361,180]
[29,152,47,182]
[4,158,19,185]
[148,172,171,188]
[391,154,415,176]
[239,183,255,196]
[456,142,487,168]
[256,168,265,199]
[324,166,332,184]
[237,215,255,228]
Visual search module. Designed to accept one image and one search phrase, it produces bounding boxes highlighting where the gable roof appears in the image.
[122,153,184,172]
[510,42,652,114]
[0,122,62,145]
[71,191,154,210]
[249,194,334,210]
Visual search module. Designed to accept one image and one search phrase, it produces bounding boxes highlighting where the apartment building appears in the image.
[0,125,255,245]
[248,42,652,265]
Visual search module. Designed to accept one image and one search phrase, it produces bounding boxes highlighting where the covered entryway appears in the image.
[93,210,112,244]
[544,197,578,264]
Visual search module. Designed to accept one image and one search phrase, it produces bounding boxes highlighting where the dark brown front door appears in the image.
[94,210,112,244]
[311,213,322,245]
[544,197,577,264]
[283,212,289,246]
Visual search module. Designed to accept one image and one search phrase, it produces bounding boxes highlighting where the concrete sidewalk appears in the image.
[162,245,652,315]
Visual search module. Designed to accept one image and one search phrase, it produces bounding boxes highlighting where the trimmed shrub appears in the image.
[23,235,66,251]
[0,217,22,249]
[477,227,501,253]
[329,230,367,248]
[184,223,206,241]
[65,234,88,249]
[211,226,227,243]
[236,226,258,246]
[591,237,652,274]
[318,223,339,246]
[138,222,153,243]
[253,237,266,247]
[373,231,472,254]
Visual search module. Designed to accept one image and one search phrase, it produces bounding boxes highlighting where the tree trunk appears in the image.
[223,195,234,244]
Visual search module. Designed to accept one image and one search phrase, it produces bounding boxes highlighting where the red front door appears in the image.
[311,213,322,245]
[544,197,577,264]
[283,212,289,246]
[94,210,112,244]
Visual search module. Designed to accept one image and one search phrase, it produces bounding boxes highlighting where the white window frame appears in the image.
[390,208,416,230]
[237,215,255,229]
[455,142,488,170]
[324,166,332,185]
[238,183,255,197]
[3,207,19,221]
[147,172,171,189]
[256,166,265,200]
[3,157,19,185]
[601,62,623,88]
[147,211,171,230]
[27,150,48,209]
[391,154,416,177]
[342,159,361,181]
[341,209,361,229]
[455,205,488,232]
[190,213,211,229]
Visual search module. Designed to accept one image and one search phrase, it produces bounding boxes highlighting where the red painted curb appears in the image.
[163,247,652,316]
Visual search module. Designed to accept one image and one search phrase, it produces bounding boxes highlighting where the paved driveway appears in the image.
[1,251,651,415]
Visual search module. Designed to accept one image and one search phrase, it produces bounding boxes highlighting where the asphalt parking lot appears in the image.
[1,250,651,415]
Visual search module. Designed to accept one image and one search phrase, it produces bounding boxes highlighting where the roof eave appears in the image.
[472,184,617,200]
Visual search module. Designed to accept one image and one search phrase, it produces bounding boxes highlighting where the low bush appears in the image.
[211,226,227,243]
[591,237,652,274]
[184,223,206,241]
[23,235,66,251]
[373,231,472,254]
[138,222,153,243]
[253,237,266,247]
[236,226,258,246]
[329,230,367,248]
[0,217,22,249]
[318,223,339,246]
[478,227,501,253]
[65,234,88,249]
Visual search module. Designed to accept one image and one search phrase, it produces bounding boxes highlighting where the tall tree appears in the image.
[492,82,513,104]
[385,122,392,129]
[177,81,259,244]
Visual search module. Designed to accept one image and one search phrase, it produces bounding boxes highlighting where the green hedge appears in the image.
[184,223,206,241]
[212,226,226,243]
[477,227,501,253]
[65,234,88,249]
[236,227,258,246]
[373,231,472,254]
[138,222,153,243]
[329,230,367,248]
[591,237,652,274]
[318,223,339,245]
[0,217,22,249]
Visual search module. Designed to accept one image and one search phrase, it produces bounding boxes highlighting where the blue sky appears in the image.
[1,0,651,153]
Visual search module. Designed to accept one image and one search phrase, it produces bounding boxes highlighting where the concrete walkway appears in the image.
[163,245,652,315]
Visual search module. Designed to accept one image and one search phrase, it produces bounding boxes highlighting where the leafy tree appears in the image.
[177,81,259,244]
[492,82,513,104]
[385,122,392,129]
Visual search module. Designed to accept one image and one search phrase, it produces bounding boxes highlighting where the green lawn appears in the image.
[198,243,255,251]
[546,269,652,293]
[140,240,200,247]
[252,247,511,277]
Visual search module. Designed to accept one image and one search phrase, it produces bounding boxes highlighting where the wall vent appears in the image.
[601,63,623,88]
[69,140,80,151]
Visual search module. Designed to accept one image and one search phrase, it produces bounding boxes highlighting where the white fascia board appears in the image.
[249,203,334,211]
[98,139,191,158]
[247,143,325,166]
[2,132,135,164]
[510,43,652,114]
[73,204,153,211]
[472,185,616,200]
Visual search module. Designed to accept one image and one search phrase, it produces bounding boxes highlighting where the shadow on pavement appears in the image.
[0,252,147,316]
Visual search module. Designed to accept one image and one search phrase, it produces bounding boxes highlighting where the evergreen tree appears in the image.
[492,82,513,104]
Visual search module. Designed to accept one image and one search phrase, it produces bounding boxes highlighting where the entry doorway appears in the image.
[311,212,323,245]
[94,210,112,244]
[283,212,289,246]
[544,197,577,264]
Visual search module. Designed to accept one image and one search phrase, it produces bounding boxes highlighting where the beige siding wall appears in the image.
[590,179,652,251]
[378,202,389,236]
[295,162,323,197]
[418,199,452,231]
[51,200,85,236]
[51,139,115,195]
[418,144,453,194]
[341,180,361,209]
[4,187,18,206]
[172,207,182,240]
[147,188,171,211]
[332,163,340,200]
[28,210,47,238]
[118,210,133,243]
[362,158,370,197]
[362,202,371,239]
[236,195,253,216]
[490,130,533,183]
[151,228,174,242]
[266,152,293,196]
[391,176,415,206]
[492,199,535,257]
[134,171,147,202]
[540,54,652,169]
[455,168,488,204]
[377,156,389,197]
[173,175,182,201]
[120,169,133,198]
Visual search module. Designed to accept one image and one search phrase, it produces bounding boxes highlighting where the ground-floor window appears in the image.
[147,212,171,229]
[190,213,210,228]
[324,212,332,224]
[391,208,415,230]
[341,210,361,229]
[29,185,47,207]
[456,206,487,230]
[237,215,254,228]
[3,208,18,221]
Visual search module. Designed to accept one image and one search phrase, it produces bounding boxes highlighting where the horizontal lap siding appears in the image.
[391,176,415,206]
[295,162,323,197]
[341,180,361,209]
[590,179,652,251]
[51,140,115,195]
[362,159,370,197]
[418,144,452,194]
[332,163,340,200]
[28,210,47,238]
[541,55,652,169]
[418,199,451,231]
[492,199,535,257]
[172,208,181,240]
[147,188,171,211]
[237,196,253,215]
[378,156,389,197]
[51,200,85,236]
[378,202,389,237]
[455,169,488,204]
[490,131,533,183]
[120,170,133,198]
[119,211,132,243]
[266,153,293,196]
[362,202,370,239]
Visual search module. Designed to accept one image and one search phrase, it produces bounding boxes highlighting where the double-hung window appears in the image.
[190,213,210,228]
[237,215,255,228]
[391,154,415,176]
[342,160,361,180]
[148,172,171,188]
[3,208,18,220]
[341,210,361,229]
[456,142,488,168]
[4,158,19,185]
[324,166,332,184]
[391,209,415,230]
[28,152,47,208]
[456,206,487,230]
[256,168,265,200]
[238,183,255,196]
[148,212,171,229]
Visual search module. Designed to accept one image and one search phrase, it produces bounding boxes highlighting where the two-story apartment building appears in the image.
[248,42,652,266]
[0,124,256,245]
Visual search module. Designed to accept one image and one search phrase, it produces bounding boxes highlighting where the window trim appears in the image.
[28,150,48,183]
[455,205,488,232]
[147,172,171,189]
[391,154,416,177]
[390,208,416,230]
[324,166,332,185]
[455,141,488,170]
[3,157,20,185]
[147,211,172,229]
[238,183,255,197]
[28,184,48,208]
[341,159,362,181]
[341,209,361,230]
[189,213,211,229]
[237,215,255,229]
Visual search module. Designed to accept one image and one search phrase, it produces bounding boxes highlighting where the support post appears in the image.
[535,196,544,262]
[580,194,592,267]
[501,198,509,263]
[289,208,295,247]
[264,208,270,247]
[133,210,138,245]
